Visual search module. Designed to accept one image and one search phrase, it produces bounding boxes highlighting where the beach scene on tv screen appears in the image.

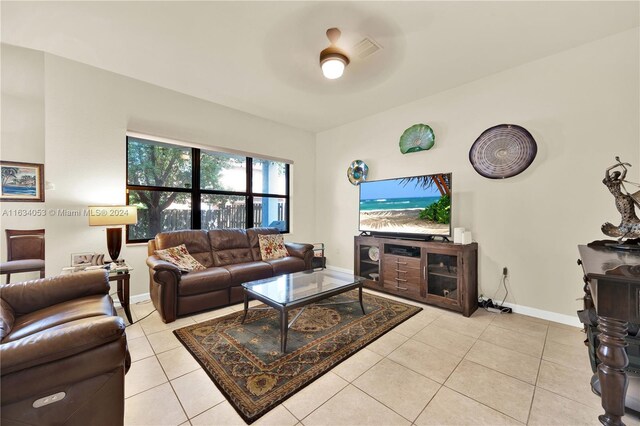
[359,174,451,236]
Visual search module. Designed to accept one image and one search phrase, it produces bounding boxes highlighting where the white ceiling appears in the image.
[2,1,639,132]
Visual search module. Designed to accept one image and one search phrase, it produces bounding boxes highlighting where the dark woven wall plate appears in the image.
[469,124,537,179]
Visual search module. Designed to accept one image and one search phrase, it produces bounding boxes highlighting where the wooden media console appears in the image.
[354,235,478,317]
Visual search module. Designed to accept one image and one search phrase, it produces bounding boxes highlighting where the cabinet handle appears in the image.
[396,261,407,265]
[423,266,426,278]
[395,269,407,273]
[395,285,408,291]
[396,278,407,282]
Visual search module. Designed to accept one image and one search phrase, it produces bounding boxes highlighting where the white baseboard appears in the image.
[325,265,581,328]
[500,301,582,328]
[130,293,151,304]
[326,265,353,274]
[114,292,150,308]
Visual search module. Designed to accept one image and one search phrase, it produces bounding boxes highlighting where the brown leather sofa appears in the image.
[147,227,314,323]
[0,270,130,426]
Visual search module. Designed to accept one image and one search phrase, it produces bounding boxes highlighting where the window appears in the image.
[126,136,290,242]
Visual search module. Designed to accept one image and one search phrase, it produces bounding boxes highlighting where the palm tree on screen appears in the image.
[399,174,450,196]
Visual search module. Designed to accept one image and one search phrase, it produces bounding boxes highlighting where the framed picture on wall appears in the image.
[71,252,94,267]
[0,161,45,202]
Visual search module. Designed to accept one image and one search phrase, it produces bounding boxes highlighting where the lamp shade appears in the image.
[88,206,138,226]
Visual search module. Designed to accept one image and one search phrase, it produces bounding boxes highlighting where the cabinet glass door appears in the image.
[359,245,380,282]
[427,253,459,302]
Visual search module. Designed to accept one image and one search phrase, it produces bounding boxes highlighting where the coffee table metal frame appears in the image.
[241,271,366,353]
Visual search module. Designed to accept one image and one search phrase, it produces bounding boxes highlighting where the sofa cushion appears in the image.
[179,268,231,296]
[258,234,288,260]
[155,244,206,272]
[223,262,273,285]
[178,290,230,315]
[264,257,306,275]
[208,229,253,266]
[4,295,114,343]
[247,227,279,261]
[155,230,214,268]
[0,298,15,340]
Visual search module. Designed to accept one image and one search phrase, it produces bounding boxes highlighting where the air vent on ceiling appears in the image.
[353,37,382,59]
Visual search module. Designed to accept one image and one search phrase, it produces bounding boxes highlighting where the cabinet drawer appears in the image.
[382,278,422,299]
[384,254,420,269]
[382,255,422,298]
[383,266,421,282]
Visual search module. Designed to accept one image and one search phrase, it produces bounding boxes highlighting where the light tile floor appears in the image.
[119,291,640,426]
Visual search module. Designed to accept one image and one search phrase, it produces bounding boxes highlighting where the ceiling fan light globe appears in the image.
[321,58,346,79]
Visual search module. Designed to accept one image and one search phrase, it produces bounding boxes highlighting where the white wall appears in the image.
[1,49,316,297]
[315,28,640,319]
[3,27,638,318]
[0,44,46,281]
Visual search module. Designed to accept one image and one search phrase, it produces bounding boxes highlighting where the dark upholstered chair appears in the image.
[0,229,45,283]
[0,270,130,426]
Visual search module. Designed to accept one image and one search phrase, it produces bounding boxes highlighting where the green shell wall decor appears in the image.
[399,124,435,154]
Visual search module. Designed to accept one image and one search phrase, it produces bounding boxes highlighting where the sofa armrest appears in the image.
[285,242,313,259]
[0,316,126,376]
[146,255,182,275]
[0,270,110,316]
[146,255,181,323]
[285,242,314,269]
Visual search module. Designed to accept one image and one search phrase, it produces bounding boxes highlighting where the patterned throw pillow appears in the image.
[258,234,289,260]
[155,244,206,272]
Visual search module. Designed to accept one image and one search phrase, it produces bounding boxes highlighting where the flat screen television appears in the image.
[358,173,452,239]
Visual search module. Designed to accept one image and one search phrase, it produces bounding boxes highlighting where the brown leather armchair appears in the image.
[0,270,130,426]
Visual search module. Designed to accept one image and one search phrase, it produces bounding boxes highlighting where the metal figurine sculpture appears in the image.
[601,157,640,242]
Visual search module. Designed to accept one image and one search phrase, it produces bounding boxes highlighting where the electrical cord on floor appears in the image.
[126,308,157,326]
[495,275,511,313]
[124,300,156,327]
[485,270,512,313]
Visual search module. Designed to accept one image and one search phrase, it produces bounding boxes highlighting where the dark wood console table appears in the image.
[578,244,640,426]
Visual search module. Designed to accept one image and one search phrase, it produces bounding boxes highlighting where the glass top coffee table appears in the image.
[241,269,366,353]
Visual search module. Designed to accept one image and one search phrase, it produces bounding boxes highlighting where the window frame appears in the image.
[125,136,290,243]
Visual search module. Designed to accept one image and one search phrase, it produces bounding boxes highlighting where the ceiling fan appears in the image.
[319,27,350,79]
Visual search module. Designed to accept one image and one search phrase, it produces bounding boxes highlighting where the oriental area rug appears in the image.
[173,290,421,424]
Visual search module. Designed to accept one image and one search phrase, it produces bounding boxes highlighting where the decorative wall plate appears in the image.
[399,124,435,154]
[368,246,380,262]
[347,160,369,185]
[469,124,537,179]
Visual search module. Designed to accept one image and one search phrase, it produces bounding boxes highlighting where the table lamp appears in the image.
[88,206,138,262]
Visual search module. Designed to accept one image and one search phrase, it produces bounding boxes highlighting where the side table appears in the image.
[578,244,640,426]
[109,271,133,324]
